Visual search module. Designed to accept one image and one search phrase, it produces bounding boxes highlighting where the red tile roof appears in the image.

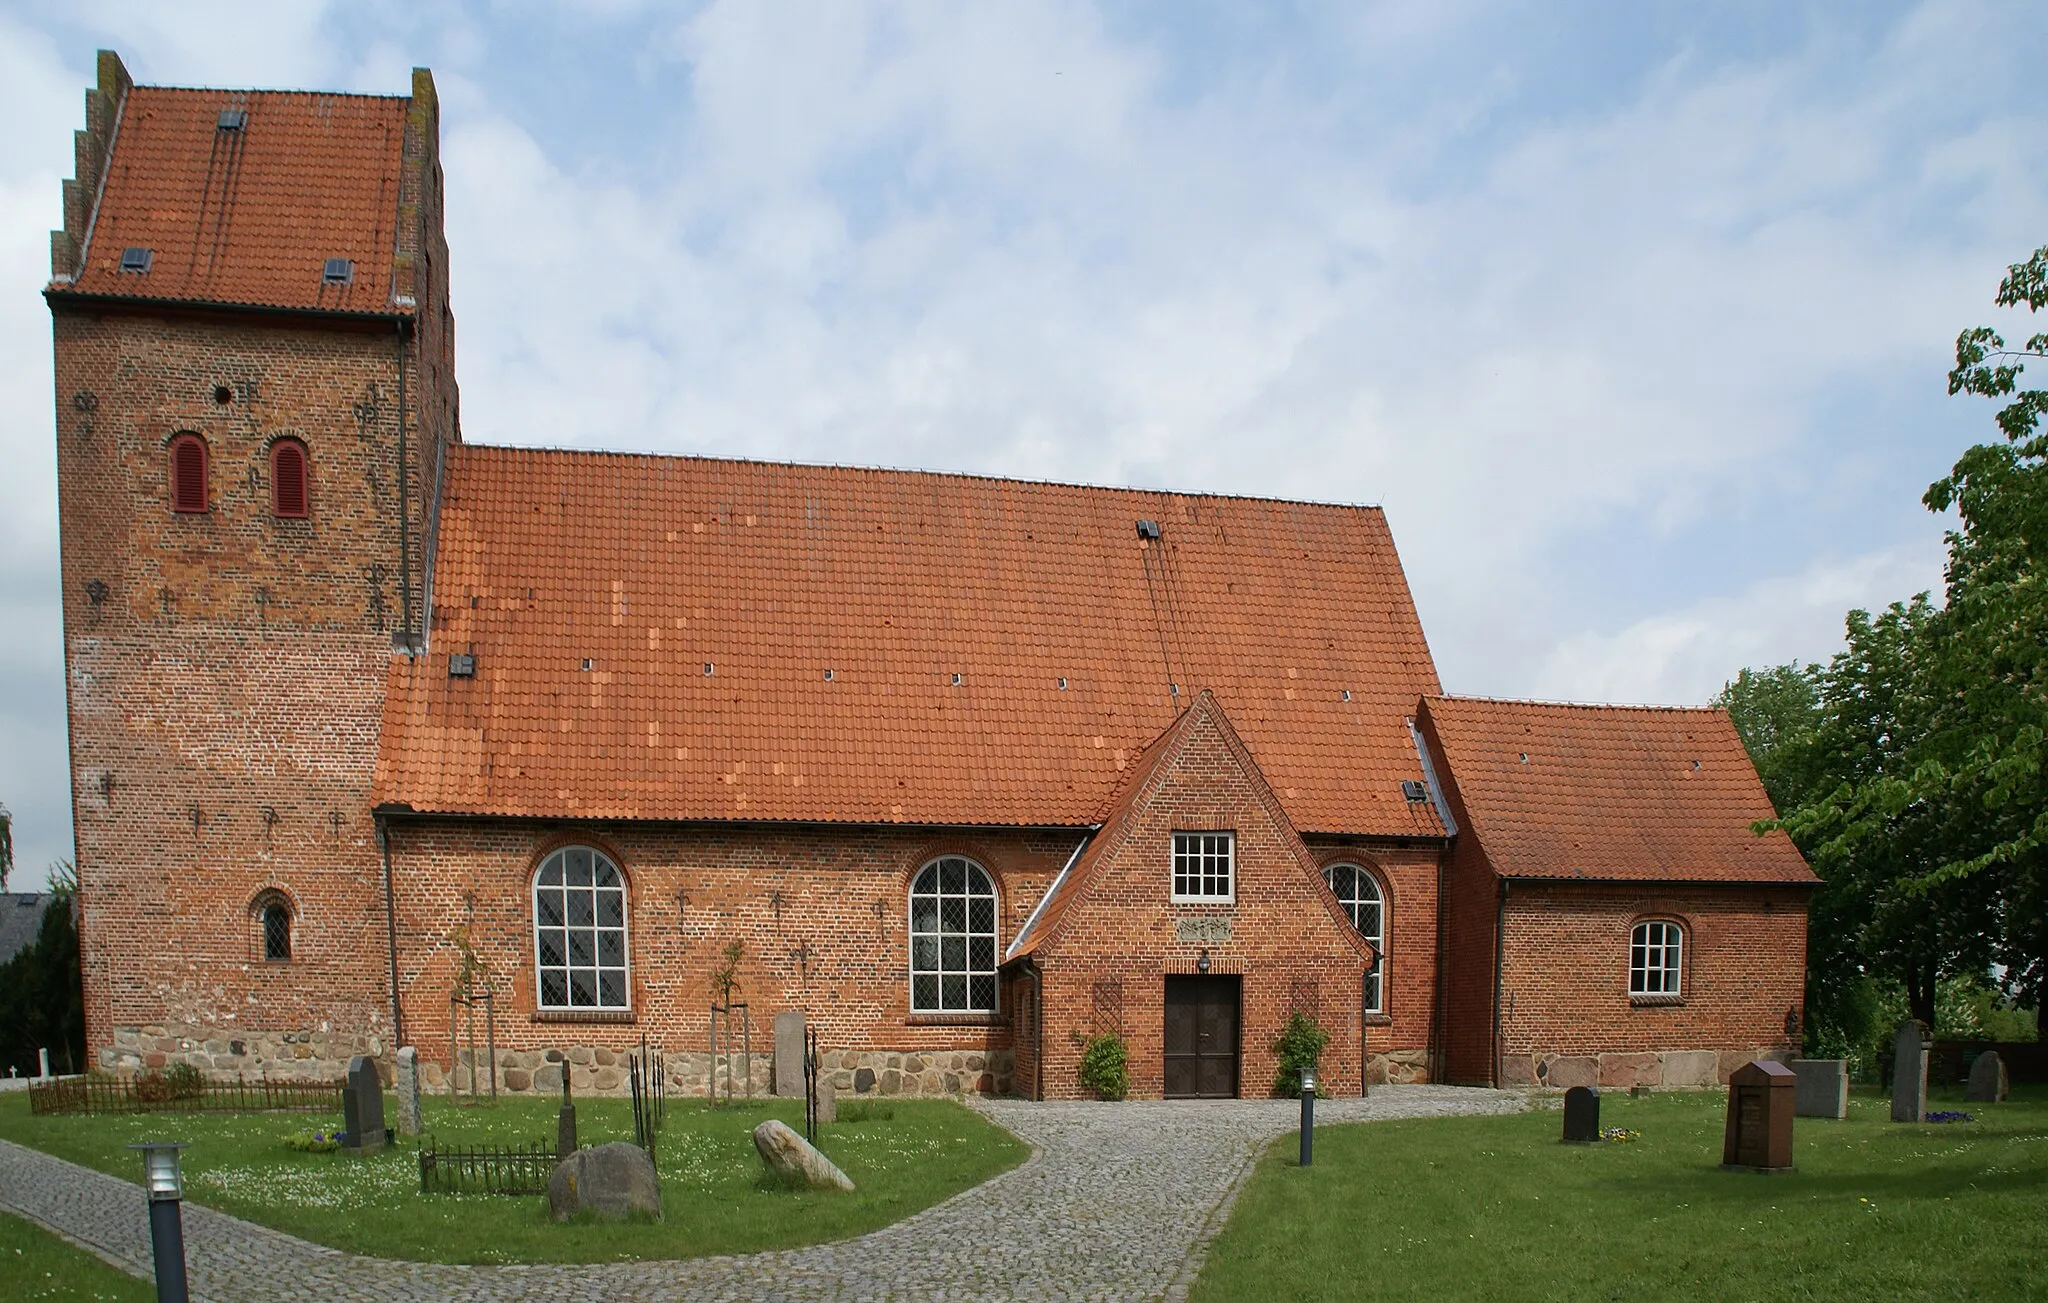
[374,446,1448,834]
[1418,696,1816,885]
[55,86,410,314]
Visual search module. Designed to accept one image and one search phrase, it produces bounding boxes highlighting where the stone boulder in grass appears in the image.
[548,1142,662,1222]
[753,1119,856,1191]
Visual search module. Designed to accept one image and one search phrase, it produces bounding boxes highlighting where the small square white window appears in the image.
[1171,831,1234,902]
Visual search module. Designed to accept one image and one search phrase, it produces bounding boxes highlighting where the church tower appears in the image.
[48,51,458,1075]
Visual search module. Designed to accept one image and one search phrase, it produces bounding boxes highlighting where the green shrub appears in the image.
[1272,1012,1329,1097]
[1078,1032,1130,1101]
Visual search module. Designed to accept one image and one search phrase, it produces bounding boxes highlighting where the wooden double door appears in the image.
[1164,975,1241,1098]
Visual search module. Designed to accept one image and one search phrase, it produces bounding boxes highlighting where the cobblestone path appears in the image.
[0,1086,1525,1302]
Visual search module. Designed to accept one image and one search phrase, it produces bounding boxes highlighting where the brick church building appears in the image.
[45,53,1816,1101]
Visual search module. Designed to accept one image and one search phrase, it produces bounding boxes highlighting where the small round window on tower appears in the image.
[213,384,234,405]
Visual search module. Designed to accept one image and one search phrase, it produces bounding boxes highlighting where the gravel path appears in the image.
[0,1086,1526,1302]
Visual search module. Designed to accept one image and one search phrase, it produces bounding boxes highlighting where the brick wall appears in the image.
[1415,707,1504,1085]
[378,819,1072,1093]
[1027,702,1377,1099]
[1496,881,1809,1088]
[53,307,420,1073]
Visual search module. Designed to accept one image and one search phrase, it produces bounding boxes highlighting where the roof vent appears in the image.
[580,658,593,672]
[322,258,354,285]
[951,673,963,686]
[1136,520,1161,540]
[119,247,152,274]
[1400,779,1429,803]
[448,653,475,678]
[823,668,835,681]
[704,662,715,676]
[217,108,247,131]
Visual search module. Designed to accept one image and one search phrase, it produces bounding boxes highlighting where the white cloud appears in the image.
[1531,540,1948,706]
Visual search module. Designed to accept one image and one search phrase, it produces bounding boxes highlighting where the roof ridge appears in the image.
[1429,692,1729,715]
[132,83,410,100]
[449,440,1391,514]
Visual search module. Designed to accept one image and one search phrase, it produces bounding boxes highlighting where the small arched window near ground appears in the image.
[169,434,209,513]
[1630,920,1683,997]
[252,892,292,962]
[270,439,309,518]
[1324,863,1386,1012]
[909,856,998,1013]
[533,846,630,1009]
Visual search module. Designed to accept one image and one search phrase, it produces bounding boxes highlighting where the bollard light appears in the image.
[1299,1064,1318,1168]
[127,1142,189,1303]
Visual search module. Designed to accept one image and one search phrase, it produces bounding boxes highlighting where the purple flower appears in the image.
[1925,1111,1973,1124]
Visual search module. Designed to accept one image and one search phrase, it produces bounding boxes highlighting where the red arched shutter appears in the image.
[271,441,309,518]
[170,436,208,513]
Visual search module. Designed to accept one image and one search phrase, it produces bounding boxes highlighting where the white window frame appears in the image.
[532,846,632,1011]
[1171,831,1236,903]
[908,856,1001,1014]
[1324,863,1386,1013]
[1629,919,1683,997]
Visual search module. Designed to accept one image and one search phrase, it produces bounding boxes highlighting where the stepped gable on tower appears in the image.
[374,444,1448,835]
[48,54,427,316]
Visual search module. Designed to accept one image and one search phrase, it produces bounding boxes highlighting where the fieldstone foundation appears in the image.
[820,1048,1016,1097]
[102,1023,383,1082]
[1510,1047,1785,1090]
[1365,1049,1429,1085]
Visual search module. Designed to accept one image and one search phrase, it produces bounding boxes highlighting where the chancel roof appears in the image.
[375,445,1448,835]
[1419,696,1816,885]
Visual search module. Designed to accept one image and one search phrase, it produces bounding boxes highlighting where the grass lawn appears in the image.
[0,1091,1026,1266]
[1195,1085,2048,1302]
[0,1209,152,1302]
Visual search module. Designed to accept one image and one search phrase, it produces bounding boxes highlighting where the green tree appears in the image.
[0,802,13,891]
[0,865,85,1076]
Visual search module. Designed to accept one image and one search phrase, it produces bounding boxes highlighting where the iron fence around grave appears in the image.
[29,1075,343,1117]
[418,1138,557,1196]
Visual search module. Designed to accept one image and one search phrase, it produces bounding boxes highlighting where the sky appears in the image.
[0,0,2042,888]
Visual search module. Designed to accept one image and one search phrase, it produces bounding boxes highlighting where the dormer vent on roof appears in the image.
[322,258,354,285]
[119,247,152,274]
[216,108,247,131]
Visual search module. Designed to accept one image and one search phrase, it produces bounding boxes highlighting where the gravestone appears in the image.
[753,1119,855,1191]
[556,1060,578,1158]
[774,1011,805,1096]
[1560,1086,1601,1144]
[547,1142,661,1222]
[1890,1021,1929,1123]
[1790,1059,1848,1119]
[393,1046,424,1137]
[816,1074,837,1125]
[340,1055,387,1155]
[1965,1051,2009,1104]
[1721,1060,1795,1172]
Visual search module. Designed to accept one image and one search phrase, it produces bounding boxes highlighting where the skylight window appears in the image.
[217,108,247,131]
[119,247,152,274]
[322,258,354,285]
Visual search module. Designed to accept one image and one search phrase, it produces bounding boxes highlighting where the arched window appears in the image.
[1630,920,1683,996]
[909,856,998,1013]
[1325,863,1386,1013]
[533,846,630,1010]
[270,439,309,518]
[169,434,208,513]
[252,891,292,962]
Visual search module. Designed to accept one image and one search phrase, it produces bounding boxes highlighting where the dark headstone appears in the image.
[1790,1059,1848,1119]
[774,1010,805,1096]
[340,1055,386,1155]
[853,1067,876,1094]
[1561,1085,1601,1144]
[556,1102,579,1158]
[1965,1051,2008,1104]
[1722,1060,1795,1171]
[547,1142,661,1222]
[1891,1021,1929,1123]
